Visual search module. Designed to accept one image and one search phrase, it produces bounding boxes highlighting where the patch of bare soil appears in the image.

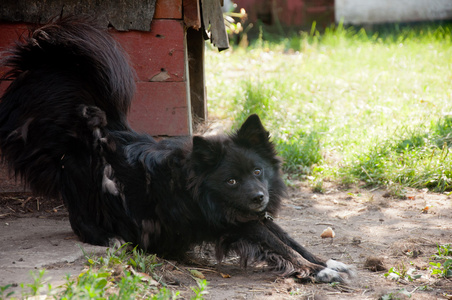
[270,183,452,300]
[0,183,451,299]
[167,183,451,300]
[0,193,65,220]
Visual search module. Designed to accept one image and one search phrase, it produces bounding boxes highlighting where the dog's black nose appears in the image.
[252,192,265,203]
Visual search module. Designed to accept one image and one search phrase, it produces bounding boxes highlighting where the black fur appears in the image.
[0,17,352,282]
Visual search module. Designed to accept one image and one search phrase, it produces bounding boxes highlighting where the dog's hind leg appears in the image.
[57,105,113,246]
[61,105,135,247]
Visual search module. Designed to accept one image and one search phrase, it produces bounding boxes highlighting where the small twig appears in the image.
[163,259,184,273]
[361,166,374,182]
[163,258,203,281]
[417,237,437,245]
[334,284,359,293]
[248,289,269,293]
[315,222,335,226]
[53,204,65,210]
[188,267,218,273]
[341,210,359,218]
[20,197,32,208]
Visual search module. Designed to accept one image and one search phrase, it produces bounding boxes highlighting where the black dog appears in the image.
[0,17,351,282]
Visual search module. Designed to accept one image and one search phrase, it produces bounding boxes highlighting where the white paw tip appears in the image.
[326,259,356,277]
[316,268,342,283]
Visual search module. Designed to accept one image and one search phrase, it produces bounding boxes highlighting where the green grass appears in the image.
[206,23,452,191]
[2,244,208,299]
[430,243,452,278]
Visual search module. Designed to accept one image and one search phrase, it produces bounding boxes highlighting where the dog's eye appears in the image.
[254,168,262,176]
[227,178,237,185]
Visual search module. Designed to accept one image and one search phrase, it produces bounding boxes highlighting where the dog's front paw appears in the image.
[315,260,355,283]
[108,237,126,248]
[326,259,355,277]
[315,268,344,283]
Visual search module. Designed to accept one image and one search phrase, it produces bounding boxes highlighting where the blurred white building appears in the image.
[336,0,452,24]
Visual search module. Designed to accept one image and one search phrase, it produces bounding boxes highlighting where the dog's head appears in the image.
[189,115,286,224]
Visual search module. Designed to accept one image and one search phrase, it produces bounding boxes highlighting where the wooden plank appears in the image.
[183,0,201,29]
[0,0,156,32]
[0,22,28,47]
[112,20,185,83]
[128,82,190,136]
[187,27,206,122]
[0,22,191,136]
[154,0,182,19]
[0,81,11,96]
[0,23,28,77]
[1,81,190,136]
[0,22,186,83]
[201,0,229,50]
[0,166,28,193]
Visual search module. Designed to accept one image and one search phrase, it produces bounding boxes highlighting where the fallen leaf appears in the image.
[125,265,160,286]
[220,273,231,278]
[137,272,160,286]
[190,269,205,279]
[421,204,432,213]
[320,227,335,238]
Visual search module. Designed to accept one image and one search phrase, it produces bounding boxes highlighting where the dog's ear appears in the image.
[191,136,223,167]
[234,114,270,147]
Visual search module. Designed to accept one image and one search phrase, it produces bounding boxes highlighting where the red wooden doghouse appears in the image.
[0,0,228,192]
[0,0,229,136]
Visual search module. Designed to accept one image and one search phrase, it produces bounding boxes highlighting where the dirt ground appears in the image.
[0,181,451,299]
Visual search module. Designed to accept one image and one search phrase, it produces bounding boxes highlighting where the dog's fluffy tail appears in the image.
[0,16,135,198]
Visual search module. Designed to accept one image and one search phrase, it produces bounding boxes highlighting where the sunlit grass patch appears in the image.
[206,22,452,190]
[231,79,323,173]
[2,244,208,300]
[347,117,452,192]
